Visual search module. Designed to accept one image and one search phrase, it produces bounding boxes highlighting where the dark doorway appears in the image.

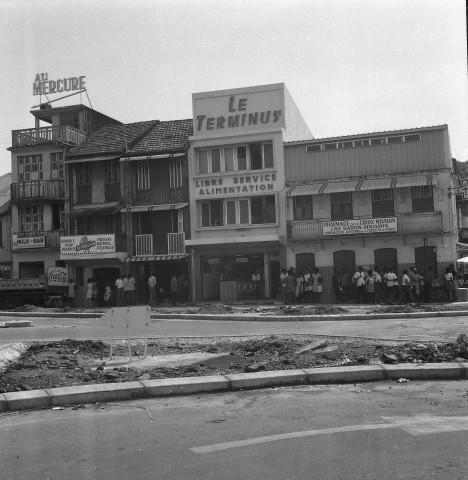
[270,261,281,299]
[374,248,398,272]
[415,246,437,277]
[19,262,44,278]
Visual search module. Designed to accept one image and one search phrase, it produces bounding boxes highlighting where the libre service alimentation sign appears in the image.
[323,217,397,236]
[60,235,116,256]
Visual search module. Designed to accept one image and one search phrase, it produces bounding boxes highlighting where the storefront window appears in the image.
[331,192,353,219]
[412,185,434,212]
[201,201,224,227]
[372,189,394,216]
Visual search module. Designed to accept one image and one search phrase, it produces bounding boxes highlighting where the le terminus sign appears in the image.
[33,73,86,96]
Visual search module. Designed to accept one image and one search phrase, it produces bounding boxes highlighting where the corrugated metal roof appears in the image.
[322,181,360,194]
[358,178,395,191]
[121,203,188,213]
[289,183,325,196]
[124,254,189,263]
[395,174,434,188]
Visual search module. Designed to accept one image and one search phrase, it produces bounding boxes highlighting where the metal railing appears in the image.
[11,180,65,201]
[135,234,153,255]
[288,211,443,240]
[168,232,185,254]
[12,125,86,147]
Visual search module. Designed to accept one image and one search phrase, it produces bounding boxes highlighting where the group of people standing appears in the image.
[281,267,324,304]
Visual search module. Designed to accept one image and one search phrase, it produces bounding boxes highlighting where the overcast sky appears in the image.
[1,0,466,176]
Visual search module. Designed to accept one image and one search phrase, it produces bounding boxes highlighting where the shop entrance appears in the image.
[93,267,120,306]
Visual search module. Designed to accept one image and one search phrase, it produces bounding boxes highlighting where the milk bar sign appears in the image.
[323,217,397,236]
[12,234,45,249]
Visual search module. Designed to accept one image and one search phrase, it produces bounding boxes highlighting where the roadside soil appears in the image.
[2,333,468,394]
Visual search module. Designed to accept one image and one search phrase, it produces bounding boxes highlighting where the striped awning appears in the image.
[322,180,360,194]
[395,174,434,188]
[358,178,395,191]
[288,183,325,196]
[121,203,188,213]
[124,254,189,263]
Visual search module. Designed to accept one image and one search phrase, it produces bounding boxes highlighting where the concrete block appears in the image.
[381,362,463,380]
[47,382,144,406]
[457,288,468,302]
[0,393,8,412]
[304,365,386,384]
[3,389,50,411]
[226,369,308,390]
[141,375,230,397]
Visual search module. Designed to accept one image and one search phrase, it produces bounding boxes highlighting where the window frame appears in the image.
[136,160,150,190]
[412,185,434,213]
[169,157,183,188]
[330,191,353,220]
[50,152,64,179]
[105,159,120,184]
[293,195,314,220]
[19,205,44,232]
[371,188,394,217]
[18,154,43,181]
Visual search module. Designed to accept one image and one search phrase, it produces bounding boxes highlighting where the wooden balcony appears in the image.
[288,212,444,240]
[11,180,65,202]
[12,125,86,148]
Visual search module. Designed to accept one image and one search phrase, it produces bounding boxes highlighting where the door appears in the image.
[415,246,437,277]
[374,248,398,272]
[295,253,315,274]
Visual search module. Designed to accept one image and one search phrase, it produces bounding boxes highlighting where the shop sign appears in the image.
[33,73,86,96]
[194,173,278,198]
[193,88,283,136]
[323,217,397,236]
[47,266,68,287]
[12,234,45,249]
[60,234,116,256]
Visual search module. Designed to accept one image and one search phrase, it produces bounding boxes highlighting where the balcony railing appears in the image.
[134,232,186,256]
[12,125,86,148]
[288,212,443,240]
[12,230,64,250]
[11,180,65,202]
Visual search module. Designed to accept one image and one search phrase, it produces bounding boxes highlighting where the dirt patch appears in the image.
[2,334,468,393]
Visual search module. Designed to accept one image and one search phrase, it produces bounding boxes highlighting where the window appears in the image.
[370,138,382,146]
[324,143,337,150]
[294,195,313,220]
[412,185,434,212]
[19,206,43,232]
[51,152,64,179]
[343,141,353,148]
[76,163,91,185]
[198,150,208,174]
[224,148,234,171]
[200,196,276,227]
[51,204,65,230]
[18,155,43,181]
[137,160,150,190]
[331,192,353,219]
[76,217,92,235]
[372,189,394,216]
[250,143,263,170]
[169,158,183,188]
[306,144,322,152]
[201,200,223,227]
[405,134,421,142]
[387,136,403,144]
[211,150,221,173]
[237,146,247,170]
[106,159,119,184]
[106,214,122,234]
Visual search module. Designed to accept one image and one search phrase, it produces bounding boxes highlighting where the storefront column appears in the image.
[263,253,270,298]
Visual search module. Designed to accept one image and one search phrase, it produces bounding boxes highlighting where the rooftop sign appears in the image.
[33,73,86,96]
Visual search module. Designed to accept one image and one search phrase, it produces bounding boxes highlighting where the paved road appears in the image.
[2,381,468,479]
[1,313,468,344]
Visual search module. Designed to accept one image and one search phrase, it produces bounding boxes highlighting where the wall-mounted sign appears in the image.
[12,234,45,250]
[47,267,68,287]
[323,217,397,236]
[33,73,86,96]
[60,234,116,256]
[194,172,278,198]
[193,86,284,137]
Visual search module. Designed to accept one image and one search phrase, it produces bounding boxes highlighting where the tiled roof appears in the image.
[127,119,193,155]
[68,121,157,157]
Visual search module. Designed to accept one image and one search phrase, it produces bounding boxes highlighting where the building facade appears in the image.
[285,125,457,301]
[187,83,312,301]
[8,104,120,280]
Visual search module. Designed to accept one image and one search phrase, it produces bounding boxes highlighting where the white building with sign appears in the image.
[187,83,312,301]
[285,125,457,301]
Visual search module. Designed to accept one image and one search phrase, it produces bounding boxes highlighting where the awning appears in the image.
[66,156,120,164]
[457,257,468,263]
[120,153,185,162]
[68,204,122,218]
[457,242,468,251]
[322,180,360,194]
[289,183,325,196]
[121,203,188,213]
[358,178,395,191]
[124,254,189,263]
[395,174,434,188]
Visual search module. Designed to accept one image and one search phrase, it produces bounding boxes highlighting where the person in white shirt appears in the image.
[352,266,366,304]
[115,275,124,306]
[148,273,157,307]
[401,269,414,303]
[386,268,396,304]
[373,268,382,304]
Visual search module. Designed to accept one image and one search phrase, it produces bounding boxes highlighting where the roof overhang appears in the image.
[121,203,188,213]
[68,203,122,218]
[124,254,189,263]
[120,153,185,162]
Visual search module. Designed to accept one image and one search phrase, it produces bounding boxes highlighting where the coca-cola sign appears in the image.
[47,267,68,286]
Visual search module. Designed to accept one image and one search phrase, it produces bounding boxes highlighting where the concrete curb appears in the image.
[2,363,468,413]
[0,321,32,328]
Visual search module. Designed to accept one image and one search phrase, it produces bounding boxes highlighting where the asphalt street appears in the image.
[1,313,468,344]
[2,380,468,479]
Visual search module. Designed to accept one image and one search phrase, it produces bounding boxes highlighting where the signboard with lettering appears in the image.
[60,234,116,256]
[12,234,45,250]
[194,172,278,198]
[323,217,397,236]
[193,85,284,137]
[47,266,68,287]
[33,73,86,96]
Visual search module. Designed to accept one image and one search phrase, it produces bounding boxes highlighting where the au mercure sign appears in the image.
[33,73,86,96]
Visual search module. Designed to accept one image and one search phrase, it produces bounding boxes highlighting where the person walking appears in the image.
[423,266,434,303]
[67,278,76,308]
[125,274,136,305]
[444,267,456,302]
[352,266,366,304]
[400,269,414,303]
[85,278,93,307]
[177,274,186,303]
[170,273,179,305]
[285,268,296,304]
[115,275,124,306]
[148,273,157,307]
[311,267,323,303]
[408,267,419,302]
[280,269,288,302]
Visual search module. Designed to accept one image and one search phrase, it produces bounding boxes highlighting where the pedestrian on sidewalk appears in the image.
[303,269,312,303]
[311,267,323,303]
[400,270,414,303]
[444,267,456,302]
[171,273,179,305]
[365,269,375,303]
[125,273,136,305]
[423,267,434,303]
[373,268,382,304]
[67,278,76,308]
[85,278,94,307]
[352,266,366,304]
[285,268,296,304]
[115,275,125,306]
[148,273,157,307]
[280,269,288,302]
